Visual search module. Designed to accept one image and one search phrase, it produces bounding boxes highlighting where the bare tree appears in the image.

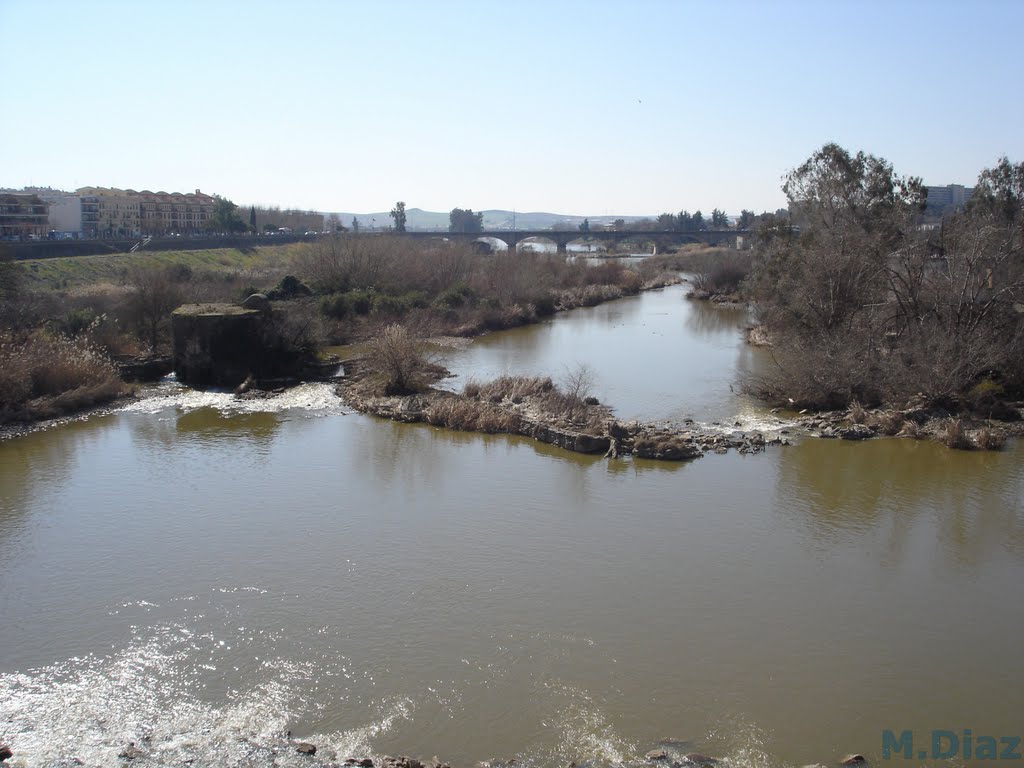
[127,267,184,353]
[366,323,440,395]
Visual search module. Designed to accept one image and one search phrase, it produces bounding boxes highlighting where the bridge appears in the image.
[399,229,750,253]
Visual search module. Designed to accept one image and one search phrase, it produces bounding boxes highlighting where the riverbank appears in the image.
[0,738,873,768]
[336,358,785,461]
[792,399,1024,449]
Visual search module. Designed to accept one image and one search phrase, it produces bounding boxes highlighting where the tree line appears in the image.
[746,142,1024,413]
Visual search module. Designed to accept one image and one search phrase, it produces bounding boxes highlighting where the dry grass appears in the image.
[897,419,924,439]
[869,410,905,436]
[365,323,442,395]
[848,401,868,424]
[0,331,127,423]
[470,375,554,402]
[972,426,1005,451]
[460,372,604,432]
[424,397,522,433]
[940,418,973,450]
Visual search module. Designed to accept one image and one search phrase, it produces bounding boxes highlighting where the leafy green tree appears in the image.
[249,205,257,231]
[208,196,247,233]
[390,201,407,233]
[351,217,360,233]
[656,212,676,230]
[692,210,706,231]
[711,208,729,228]
[613,218,626,231]
[579,218,590,233]
[449,208,484,233]
[737,209,755,229]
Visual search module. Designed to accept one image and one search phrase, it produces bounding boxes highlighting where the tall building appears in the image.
[925,184,974,216]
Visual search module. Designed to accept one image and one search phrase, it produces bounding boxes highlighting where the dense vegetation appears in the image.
[0,238,677,424]
[746,144,1024,416]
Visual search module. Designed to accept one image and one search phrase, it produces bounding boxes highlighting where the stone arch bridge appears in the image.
[398,229,749,253]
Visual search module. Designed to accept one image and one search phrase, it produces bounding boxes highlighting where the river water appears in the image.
[1,284,1022,768]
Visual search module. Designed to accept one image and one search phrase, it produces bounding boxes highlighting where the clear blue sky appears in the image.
[3,0,1022,216]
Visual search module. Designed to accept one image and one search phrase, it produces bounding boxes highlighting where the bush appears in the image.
[0,331,126,421]
[531,293,557,317]
[366,323,438,395]
[434,281,475,309]
[371,293,410,317]
[973,426,1005,450]
[54,308,99,338]
[266,274,312,301]
[941,418,973,450]
[320,293,352,320]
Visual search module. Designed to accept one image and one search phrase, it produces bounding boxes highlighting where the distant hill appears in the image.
[326,208,651,232]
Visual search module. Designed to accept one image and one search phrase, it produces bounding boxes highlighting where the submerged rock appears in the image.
[681,754,718,766]
[295,741,318,755]
[645,750,669,761]
[838,424,874,440]
[840,756,866,766]
[119,744,148,760]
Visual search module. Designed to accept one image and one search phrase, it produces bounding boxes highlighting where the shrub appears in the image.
[972,426,1005,450]
[531,293,557,317]
[941,418,973,450]
[848,401,867,424]
[434,281,476,309]
[869,410,905,436]
[266,274,312,300]
[366,323,438,395]
[320,293,352,320]
[372,293,410,317]
[0,331,126,420]
[55,308,99,338]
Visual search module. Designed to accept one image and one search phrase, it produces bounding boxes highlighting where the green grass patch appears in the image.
[16,244,304,290]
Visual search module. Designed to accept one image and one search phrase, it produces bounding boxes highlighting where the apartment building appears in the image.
[0,193,49,239]
[76,187,142,237]
[74,187,217,236]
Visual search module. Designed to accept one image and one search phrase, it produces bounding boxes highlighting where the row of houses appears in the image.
[1,187,220,239]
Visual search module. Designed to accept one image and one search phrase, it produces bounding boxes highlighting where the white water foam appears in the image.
[121,378,348,417]
[0,623,411,767]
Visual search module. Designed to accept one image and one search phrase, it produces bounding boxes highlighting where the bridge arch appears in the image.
[471,236,512,254]
[514,235,559,253]
[562,236,607,253]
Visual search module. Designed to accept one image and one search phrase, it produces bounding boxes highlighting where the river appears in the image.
[1,283,1022,768]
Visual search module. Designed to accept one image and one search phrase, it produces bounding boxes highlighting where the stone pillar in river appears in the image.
[171,302,268,389]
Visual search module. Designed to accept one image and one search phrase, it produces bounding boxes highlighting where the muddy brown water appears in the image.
[1,284,1022,767]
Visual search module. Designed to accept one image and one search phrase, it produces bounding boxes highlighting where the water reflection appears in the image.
[777,437,1024,565]
[0,416,117,546]
[682,300,749,336]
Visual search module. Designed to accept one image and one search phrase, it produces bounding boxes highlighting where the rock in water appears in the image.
[119,744,148,760]
[0,744,13,762]
[682,754,719,766]
[841,756,866,766]
[295,742,318,755]
[646,750,669,761]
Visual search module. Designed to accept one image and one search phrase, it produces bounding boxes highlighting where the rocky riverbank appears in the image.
[0,737,875,768]
[336,360,787,462]
[789,398,1024,450]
